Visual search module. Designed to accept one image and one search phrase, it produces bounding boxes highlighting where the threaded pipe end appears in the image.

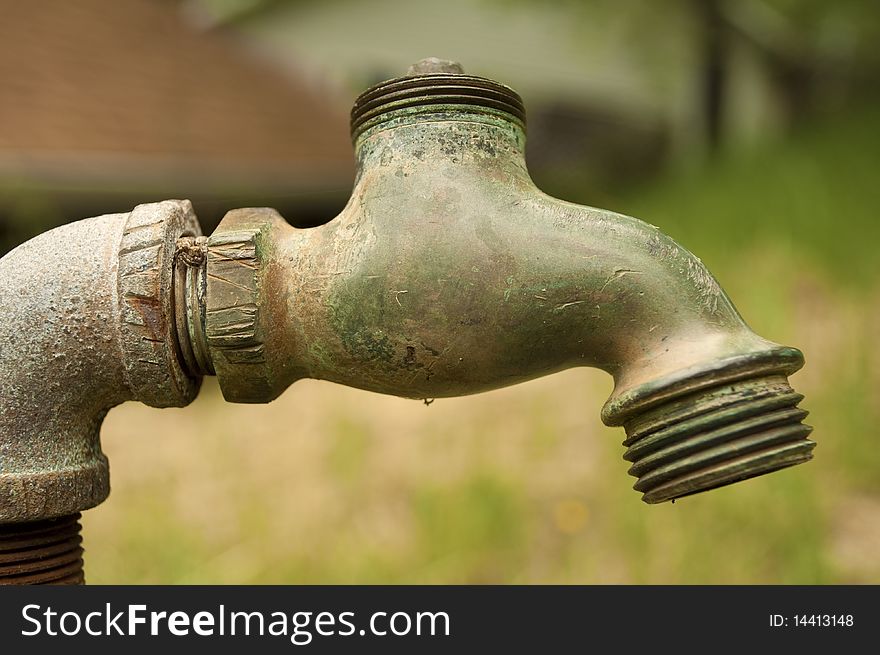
[0,513,85,584]
[351,73,526,141]
[173,236,213,377]
[622,375,815,503]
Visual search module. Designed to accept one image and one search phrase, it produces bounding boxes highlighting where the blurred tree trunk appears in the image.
[694,0,729,152]
[719,0,816,130]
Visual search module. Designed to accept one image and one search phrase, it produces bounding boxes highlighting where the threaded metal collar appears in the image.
[350,72,526,141]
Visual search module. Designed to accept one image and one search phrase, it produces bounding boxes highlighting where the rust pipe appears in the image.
[0,202,201,526]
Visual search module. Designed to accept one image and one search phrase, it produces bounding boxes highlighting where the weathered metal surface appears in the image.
[350,70,526,140]
[0,513,84,584]
[118,202,203,405]
[406,57,465,76]
[622,370,813,503]
[202,60,814,502]
[174,235,213,377]
[0,200,202,523]
[0,55,815,541]
[203,216,276,402]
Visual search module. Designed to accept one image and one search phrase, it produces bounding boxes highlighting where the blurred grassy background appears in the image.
[84,101,880,584]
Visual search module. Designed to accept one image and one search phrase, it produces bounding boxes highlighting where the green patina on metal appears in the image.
[195,58,814,503]
[0,58,815,539]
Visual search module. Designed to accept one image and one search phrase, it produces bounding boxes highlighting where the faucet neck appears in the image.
[350,74,530,186]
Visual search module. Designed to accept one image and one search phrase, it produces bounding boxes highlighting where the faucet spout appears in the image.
[196,61,814,503]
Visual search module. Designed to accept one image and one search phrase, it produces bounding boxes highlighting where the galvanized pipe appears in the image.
[0,513,84,584]
[0,201,202,584]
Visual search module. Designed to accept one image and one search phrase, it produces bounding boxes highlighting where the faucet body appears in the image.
[195,71,813,504]
[218,113,789,403]
[0,60,814,583]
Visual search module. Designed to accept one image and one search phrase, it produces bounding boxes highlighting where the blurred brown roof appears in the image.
[0,0,354,198]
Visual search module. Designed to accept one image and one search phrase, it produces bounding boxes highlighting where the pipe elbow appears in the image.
[0,201,201,522]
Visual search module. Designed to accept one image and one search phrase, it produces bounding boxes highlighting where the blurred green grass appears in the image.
[83,105,880,584]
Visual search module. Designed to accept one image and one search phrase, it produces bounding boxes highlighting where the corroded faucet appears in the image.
[0,59,814,584]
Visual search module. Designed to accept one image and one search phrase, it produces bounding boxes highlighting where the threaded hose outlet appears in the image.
[622,373,814,503]
[350,59,526,142]
[0,514,85,584]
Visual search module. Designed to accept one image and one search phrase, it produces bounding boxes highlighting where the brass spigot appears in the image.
[185,59,814,503]
[0,59,814,583]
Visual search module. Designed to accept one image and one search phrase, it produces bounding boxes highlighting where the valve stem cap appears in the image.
[406,57,464,75]
[621,374,815,503]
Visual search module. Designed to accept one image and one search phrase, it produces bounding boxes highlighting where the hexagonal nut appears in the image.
[205,209,277,403]
[117,200,202,407]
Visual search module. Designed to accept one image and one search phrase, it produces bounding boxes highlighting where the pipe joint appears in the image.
[0,200,202,523]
